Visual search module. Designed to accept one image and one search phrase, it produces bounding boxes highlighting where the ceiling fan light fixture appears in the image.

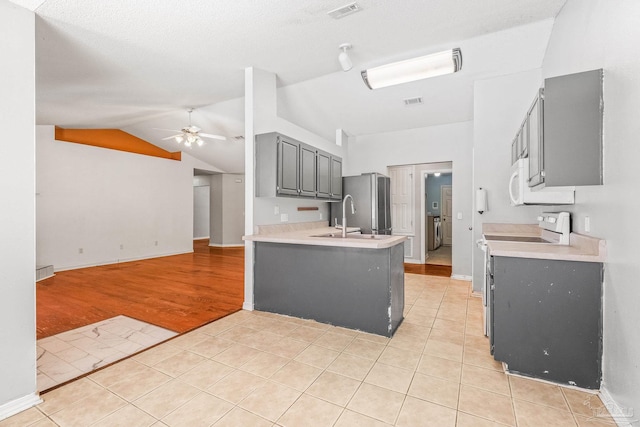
[175,135,184,144]
[338,43,353,72]
[196,138,204,147]
[361,48,462,90]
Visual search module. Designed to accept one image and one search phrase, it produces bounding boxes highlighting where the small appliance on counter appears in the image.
[331,173,392,235]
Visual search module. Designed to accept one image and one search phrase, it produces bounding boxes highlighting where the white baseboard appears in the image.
[600,386,636,426]
[53,250,194,272]
[404,259,422,264]
[0,393,42,421]
[208,243,244,248]
[242,302,254,311]
[193,236,210,240]
[451,274,472,281]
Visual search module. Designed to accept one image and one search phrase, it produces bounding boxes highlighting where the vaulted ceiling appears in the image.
[11,0,566,172]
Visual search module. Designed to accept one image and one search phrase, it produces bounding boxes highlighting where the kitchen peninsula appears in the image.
[244,221,406,337]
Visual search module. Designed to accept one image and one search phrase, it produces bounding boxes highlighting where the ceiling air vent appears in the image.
[403,97,424,107]
[328,2,362,19]
[233,136,245,141]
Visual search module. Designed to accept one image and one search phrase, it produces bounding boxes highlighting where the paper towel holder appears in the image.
[476,187,488,214]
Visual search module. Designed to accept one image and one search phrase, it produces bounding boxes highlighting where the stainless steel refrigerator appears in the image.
[331,173,392,235]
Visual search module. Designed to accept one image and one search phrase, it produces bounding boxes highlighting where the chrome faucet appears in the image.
[342,194,355,238]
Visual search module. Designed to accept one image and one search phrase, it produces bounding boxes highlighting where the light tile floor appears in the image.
[426,245,452,266]
[4,274,616,426]
[37,316,178,391]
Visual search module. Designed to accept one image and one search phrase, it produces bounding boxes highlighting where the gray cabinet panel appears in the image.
[299,145,317,197]
[254,242,404,337]
[542,69,604,187]
[330,156,342,200]
[277,136,299,196]
[492,256,602,389]
[316,151,331,198]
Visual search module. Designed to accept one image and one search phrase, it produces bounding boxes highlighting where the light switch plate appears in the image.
[457,212,463,220]
[280,213,289,222]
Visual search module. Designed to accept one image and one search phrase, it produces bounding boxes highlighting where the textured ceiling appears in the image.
[13,0,566,172]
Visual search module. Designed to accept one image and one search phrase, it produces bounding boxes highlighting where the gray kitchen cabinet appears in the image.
[277,135,300,196]
[316,150,331,198]
[490,255,603,389]
[299,144,317,197]
[254,241,404,337]
[330,155,342,200]
[529,69,603,188]
[255,132,342,200]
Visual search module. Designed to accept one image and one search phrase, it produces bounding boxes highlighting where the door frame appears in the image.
[420,168,452,264]
[440,185,453,246]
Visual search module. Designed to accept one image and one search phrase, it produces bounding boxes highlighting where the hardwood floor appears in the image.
[404,263,452,277]
[36,240,244,339]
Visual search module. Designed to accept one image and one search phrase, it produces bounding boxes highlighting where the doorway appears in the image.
[423,171,452,267]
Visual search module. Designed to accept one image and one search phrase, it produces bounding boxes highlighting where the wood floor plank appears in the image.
[36,240,244,339]
[404,263,452,277]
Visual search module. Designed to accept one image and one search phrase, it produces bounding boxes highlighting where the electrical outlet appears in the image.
[319,212,323,220]
[120,244,124,250]
[154,240,158,246]
[274,205,280,215]
[585,216,591,233]
[280,213,289,222]
[78,248,83,254]
[457,212,463,220]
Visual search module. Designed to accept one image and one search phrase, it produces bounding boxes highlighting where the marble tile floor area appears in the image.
[5,274,615,426]
[37,316,178,391]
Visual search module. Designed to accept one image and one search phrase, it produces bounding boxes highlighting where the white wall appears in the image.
[0,0,40,418]
[210,174,245,246]
[347,122,473,278]
[471,69,560,290]
[193,176,211,239]
[540,0,640,420]
[36,126,202,270]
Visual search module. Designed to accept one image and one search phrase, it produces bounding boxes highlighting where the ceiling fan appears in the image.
[156,108,227,147]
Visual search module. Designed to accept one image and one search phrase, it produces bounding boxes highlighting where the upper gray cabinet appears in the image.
[330,156,342,200]
[277,136,300,196]
[255,132,342,200]
[529,69,604,188]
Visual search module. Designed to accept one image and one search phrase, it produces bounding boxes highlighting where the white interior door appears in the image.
[441,185,453,245]
[389,166,414,235]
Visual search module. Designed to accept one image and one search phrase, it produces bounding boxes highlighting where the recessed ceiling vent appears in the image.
[403,97,424,107]
[328,2,362,19]
[233,135,245,141]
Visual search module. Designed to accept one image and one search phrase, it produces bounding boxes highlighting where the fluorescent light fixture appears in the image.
[361,48,462,90]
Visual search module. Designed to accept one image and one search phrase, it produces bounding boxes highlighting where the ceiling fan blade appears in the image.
[199,133,227,141]
[153,127,183,133]
[162,134,183,140]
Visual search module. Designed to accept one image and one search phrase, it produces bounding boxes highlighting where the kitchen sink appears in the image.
[312,233,393,240]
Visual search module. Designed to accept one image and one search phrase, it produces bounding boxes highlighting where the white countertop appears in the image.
[483,223,606,262]
[243,226,407,249]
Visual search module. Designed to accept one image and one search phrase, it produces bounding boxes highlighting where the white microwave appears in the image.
[509,159,575,206]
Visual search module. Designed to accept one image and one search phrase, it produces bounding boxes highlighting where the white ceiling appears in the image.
[13,0,566,172]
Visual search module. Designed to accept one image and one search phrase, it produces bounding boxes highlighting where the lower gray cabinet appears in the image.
[491,256,603,389]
